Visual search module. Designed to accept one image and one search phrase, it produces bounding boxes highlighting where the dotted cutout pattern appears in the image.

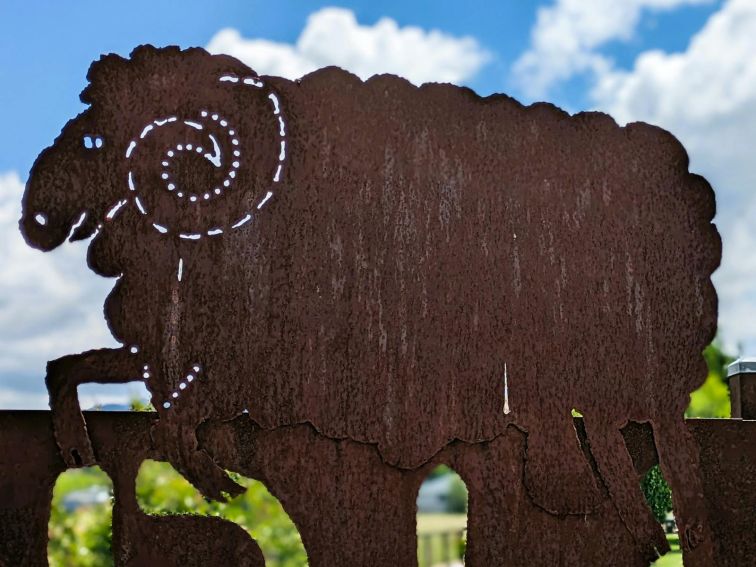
[112,74,287,240]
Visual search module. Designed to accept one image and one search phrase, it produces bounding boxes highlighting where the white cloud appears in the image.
[207,7,490,85]
[0,171,146,408]
[513,0,712,99]
[589,0,756,352]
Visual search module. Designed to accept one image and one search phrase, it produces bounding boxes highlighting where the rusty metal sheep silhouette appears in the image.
[19,45,720,565]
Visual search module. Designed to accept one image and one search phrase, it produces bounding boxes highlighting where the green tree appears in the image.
[446,473,468,514]
[641,465,673,524]
[48,467,114,567]
[48,463,307,566]
[686,341,735,418]
[136,461,307,566]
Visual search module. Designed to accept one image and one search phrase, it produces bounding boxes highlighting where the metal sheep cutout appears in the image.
[19,46,720,565]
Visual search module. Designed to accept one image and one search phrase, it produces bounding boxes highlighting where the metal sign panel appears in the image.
[16,45,722,565]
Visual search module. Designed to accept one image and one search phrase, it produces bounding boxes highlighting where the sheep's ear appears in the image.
[81,53,128,105]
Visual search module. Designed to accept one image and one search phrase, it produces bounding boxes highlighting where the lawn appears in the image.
[417,513,468,534]
[651,535,682,567]
[417,513,467,567]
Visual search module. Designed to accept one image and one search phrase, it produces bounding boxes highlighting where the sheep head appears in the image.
[20,45,280,254]
[20,106,119,250]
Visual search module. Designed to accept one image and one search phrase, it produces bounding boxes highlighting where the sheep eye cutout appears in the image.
[114,74,287,240]
[83,135,104,149]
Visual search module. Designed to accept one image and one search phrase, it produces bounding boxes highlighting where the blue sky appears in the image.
[0,0,722,174]
[1,0,754,408]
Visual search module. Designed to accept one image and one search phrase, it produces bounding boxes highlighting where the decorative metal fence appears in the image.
[1,402,754,566]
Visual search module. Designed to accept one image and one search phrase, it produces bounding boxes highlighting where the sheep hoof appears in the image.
[183,451,246,502]
[54,425,96,468]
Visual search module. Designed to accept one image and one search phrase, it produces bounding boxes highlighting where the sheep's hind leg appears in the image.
[46,347,143,467]
[524,412,600,515]
[652,417,715,567]
[582,416,669,563]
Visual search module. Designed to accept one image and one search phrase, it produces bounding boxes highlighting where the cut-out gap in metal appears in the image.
[416,465,468,567]
[135,460,307,565]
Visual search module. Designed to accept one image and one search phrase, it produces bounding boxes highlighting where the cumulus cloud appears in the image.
[0,171,147,408]
[207,7,490,85]
[513,0,712,99]
[589,0,756,352]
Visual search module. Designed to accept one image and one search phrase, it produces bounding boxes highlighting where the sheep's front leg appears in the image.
[151,404,245,502]
[46,347,143,467]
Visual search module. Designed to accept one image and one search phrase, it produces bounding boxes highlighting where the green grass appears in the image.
[416,513,468,534]
[417,513,467,566]
[651,535,682,567]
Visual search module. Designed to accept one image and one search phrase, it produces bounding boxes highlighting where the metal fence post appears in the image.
[727,357,756,419]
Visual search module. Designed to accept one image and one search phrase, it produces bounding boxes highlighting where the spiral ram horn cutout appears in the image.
[118,75,287,239]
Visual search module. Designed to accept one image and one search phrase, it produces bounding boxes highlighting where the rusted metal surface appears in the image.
[9,44,733,564]
[1,412,755,566]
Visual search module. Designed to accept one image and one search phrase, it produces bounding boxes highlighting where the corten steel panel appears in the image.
[12,45,727,564]
[1,413,755,566]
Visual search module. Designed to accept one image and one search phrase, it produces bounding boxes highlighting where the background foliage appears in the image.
[48,462,307,567]
[48,467,113,567]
